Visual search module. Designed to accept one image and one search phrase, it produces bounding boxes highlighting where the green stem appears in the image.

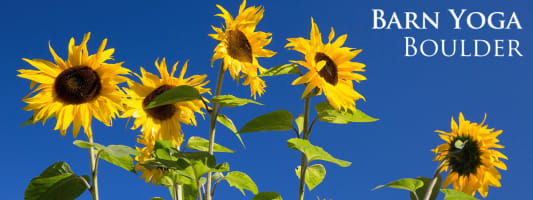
[423,160,446,200]
[172,184,182,200]
[206,63,225,200]
[88,136,100,200]
[298,97,311,200]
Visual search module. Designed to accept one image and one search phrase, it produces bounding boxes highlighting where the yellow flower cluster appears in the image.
[16,0,369,187]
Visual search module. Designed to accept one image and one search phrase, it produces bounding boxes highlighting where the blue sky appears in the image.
[2,0,532,199]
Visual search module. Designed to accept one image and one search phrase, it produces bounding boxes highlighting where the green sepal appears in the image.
[20,112,56,128]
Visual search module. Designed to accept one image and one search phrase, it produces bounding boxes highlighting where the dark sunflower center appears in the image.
[54,66,102,104]
[227,29,253,63]
[448,135,482,176]
[143,84,176,121]
[315,52,338,86]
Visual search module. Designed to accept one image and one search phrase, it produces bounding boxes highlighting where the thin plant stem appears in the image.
[423,160,447,200]
[298,97,311,200]
[88,136,100,200]
[198,179,204,200]
[172,184,182,200]
[206,63,225,200]
[79,176,91,190]
[175,146,183,200]
[211,177,224,198]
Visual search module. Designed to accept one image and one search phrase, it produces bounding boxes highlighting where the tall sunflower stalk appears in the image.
[207,0,275,199]
[18,33,131,200]
[297,97,312,200]
[284,18,368,200]
[122,58,210,200]
[205,63,224,200]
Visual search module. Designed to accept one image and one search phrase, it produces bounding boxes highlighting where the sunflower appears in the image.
[209,0,276,99]
[134,133,167,185]
[18,33,129,138]
[432,113,507,197]
[286,18,366,112]
[121,58,210,146]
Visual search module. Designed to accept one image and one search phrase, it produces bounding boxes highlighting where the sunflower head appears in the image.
[134,133,167,185]
[286,18,367,112]
[209,0,276,99]
[121,58,210,146]
[18,33,130,138]
[432,113,508,198]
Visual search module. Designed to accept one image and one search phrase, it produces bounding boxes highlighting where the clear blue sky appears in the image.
[3,0,531,199]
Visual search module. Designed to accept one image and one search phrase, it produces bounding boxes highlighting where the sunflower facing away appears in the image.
[286,18,366,112]
[121,58,210,146]
[18,33,129,138]
[209,0,276,99]
[134,133,166,185]
[432,113,507,197]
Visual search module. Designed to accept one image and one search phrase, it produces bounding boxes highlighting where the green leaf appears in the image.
[411,176,441,200]
[211,95,262,108]
[103,145,138,158]
[295,164,326,191]
[214,162,231,172]
[217,114,238,133]
[259,63,301,77]
[239,110,293,133]
[150,197,165,200]
[212,172,224,181]
[72,140,106,150]
[441,189,479,200]
[315,102,378,124]
[180,152,220,179]
[182,183,199,200]
[73,140,137,173]
[158,173,178,187]
[224,171,259,196]
[252,192,283,200]
[144,85,201,109]
[295,114,304,135]
[154,140,176,161]
[217,114,246,148]
[199,177,207,186]
[186,136,234,153]
[168,169,195,184]
[372,178,424,193]
[25,162,90,200]
[39,162,74,177]
[20,112,56,128]
[99,145,137,173]
[287,138,351,167]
